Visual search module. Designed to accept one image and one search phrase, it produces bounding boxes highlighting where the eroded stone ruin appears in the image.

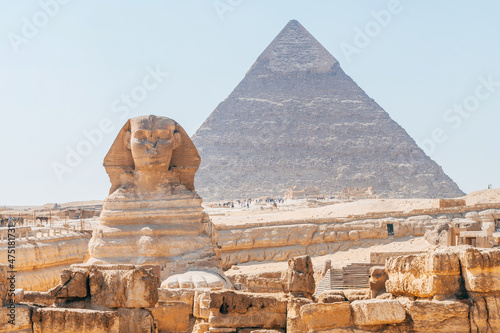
[3,247,500,332]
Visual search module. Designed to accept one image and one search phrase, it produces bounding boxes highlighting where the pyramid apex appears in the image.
[247,20,338,75]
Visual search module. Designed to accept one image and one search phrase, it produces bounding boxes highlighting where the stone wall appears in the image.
[2,249,500,332]
[370,251,425,265]
[215,206,500,268]
[0,231,90,291]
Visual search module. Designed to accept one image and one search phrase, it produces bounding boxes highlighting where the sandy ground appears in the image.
[226,236,433,275]
[208,198,436,226]
[464,188,500,205]
[207,189,500,227]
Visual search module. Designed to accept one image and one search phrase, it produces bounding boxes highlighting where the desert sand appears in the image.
[206,189,500,226]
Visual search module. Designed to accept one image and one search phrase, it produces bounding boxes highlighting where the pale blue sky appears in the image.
[1,0,499,205]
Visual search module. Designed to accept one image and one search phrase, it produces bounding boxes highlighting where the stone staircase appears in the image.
[315,263,378,295]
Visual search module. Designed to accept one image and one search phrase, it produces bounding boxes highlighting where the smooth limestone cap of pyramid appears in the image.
[247,19,338,75]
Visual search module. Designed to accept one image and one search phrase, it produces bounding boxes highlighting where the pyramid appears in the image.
[191,20,464,201]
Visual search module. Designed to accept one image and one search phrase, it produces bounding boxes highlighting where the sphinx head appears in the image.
[103,115,200,194]
[125,116,181,170]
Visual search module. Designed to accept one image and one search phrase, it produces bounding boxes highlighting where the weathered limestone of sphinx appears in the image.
[86,115,229,287]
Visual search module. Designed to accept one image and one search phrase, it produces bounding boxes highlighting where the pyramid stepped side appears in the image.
[192,20,464,201]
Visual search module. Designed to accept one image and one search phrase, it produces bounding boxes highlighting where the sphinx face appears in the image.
[128,116,180,170]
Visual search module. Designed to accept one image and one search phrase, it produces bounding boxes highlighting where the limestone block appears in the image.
[286,255,315,298]
[459,248,500,292]
[469,293,500,332]
[359,228,380,239]
[158,288,195,309]
[376,293,395,300]
[478,209,498,223]
[32,308,119,333]
[208,291,286,329]
[226,271,284,294]
[314,290,346,303]
[89,266,159,308]
[209,310,285,330]
[413,222,428,236]
[247,225,317,249]
[351,299,406,326]
[194,290,211,319]
[439,199,466,208]
[238,328,285,333]
[14,289,23,304]
[465,211,481,222]
[286,297,312,332]
[385,250,462,298]
[49,268,88,298]
[0,305,32,333]
[424,222,450,246]
[405,300,470,333]
[192,318,210,333]
[0,265,7,305]
[337,231,349,241]
[117,308,155,333]
[17,265,72,293]
[1,236,90,292]
[151,301,191,332]
[348,230,360,240]
[322,230,336,242]
[343,289,370,301]
[369,266,387,298]
[1,236,89,272]
[273,246,306,262]
[22,291,55,306]
[310,243,328,257]
[300,302,351,330]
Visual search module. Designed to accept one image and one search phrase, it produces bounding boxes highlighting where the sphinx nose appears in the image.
[145,139,158,149]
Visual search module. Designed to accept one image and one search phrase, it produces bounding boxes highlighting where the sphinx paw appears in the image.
[161,270,231,290]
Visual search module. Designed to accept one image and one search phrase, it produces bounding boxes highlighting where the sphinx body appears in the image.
[87,115,228,287]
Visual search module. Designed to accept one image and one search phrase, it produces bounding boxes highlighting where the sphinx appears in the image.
[86,115,230,289]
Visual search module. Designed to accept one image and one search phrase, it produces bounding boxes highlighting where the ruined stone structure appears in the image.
[284,186,321,200]
[86,115,228,287]
[215,204,500,268]
[425,209,500,248]
[3,247,500,332]
[0,227,89,292]
[192,20,464,201]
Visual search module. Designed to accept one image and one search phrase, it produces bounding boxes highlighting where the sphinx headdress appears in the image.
[103,115,200,194]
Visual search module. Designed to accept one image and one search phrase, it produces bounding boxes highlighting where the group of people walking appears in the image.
[218,197,286,209]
